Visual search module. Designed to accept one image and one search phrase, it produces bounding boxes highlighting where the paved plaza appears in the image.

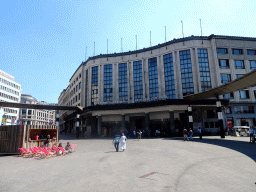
[1,135,256,192]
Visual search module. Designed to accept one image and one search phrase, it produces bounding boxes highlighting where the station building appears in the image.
[58,35,256,137]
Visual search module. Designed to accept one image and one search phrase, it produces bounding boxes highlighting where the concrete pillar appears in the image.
[76,114,80,139]
[145,113,150,131]
[121,115,125,133]
[188,106,193,130]
[97,116,102,136]
[217,100,225,138]
[169,111,175,133]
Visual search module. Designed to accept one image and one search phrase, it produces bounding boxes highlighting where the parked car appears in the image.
[232,126,250,137]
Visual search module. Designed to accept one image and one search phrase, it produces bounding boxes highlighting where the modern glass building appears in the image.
[58,35,256,137]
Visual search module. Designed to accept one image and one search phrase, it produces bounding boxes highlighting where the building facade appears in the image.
[20,94,56,126]
[58,35,256,137]
[0,69,22,125]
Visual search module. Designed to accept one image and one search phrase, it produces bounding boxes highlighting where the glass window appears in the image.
[234,60,245,69]
[234,106,254,113]
[198,49,212,91]
[249,61,256,69]
[163,53,175,99]
[217,48,228,54]
[224,107,232,114]
[221,74,231,84]
[22,109,26,115]
[28,110,31,115]
[219,60,229,69]
[236,74,244,79]
[85,70,88,106]
[179,50,194,96]
[247,49,256,55]
[91,67,98,105]
[148,57,159,99]
[232,49,243,55]
[133,61,143,100]
[119,63,128,102]
[223,92,234,99]
[104,64,113,102]
[239,90,249,99]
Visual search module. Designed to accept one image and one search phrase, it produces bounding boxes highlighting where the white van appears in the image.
[232,126,250,137]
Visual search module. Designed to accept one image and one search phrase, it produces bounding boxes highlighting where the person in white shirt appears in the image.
[198,127,202,140]
[120,133,127,151]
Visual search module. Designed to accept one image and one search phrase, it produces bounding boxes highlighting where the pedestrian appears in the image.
[156,129,160,137]
[183,128,189,141]
[198,127,202,139]
[249,126,254,142]
[120,133,127,152]
[137,130,142,140]
[189,128,193,140]
[44,135,51,147]
[113,133,121,152]
[133,129,136,138]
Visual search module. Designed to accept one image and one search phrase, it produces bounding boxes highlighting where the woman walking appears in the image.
[137,130,142,140]
[120,133,127,152]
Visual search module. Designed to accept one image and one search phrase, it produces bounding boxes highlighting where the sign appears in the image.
[2,115,6,125]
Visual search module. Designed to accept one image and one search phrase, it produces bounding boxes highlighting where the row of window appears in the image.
[0,85,20,96]
[220,73,245,84]
[0,78,20,90]
[217,48,256,55]
[4,108,18,114]
[70,73,82,88]
[222,89,256,100]
[225,106,255,114]
[219,59,256,69]
[0,92,19,101]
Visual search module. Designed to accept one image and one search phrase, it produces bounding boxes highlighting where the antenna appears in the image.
[121,38,123,52]
[150,31,151,47]
[181,21,184,38]
[85,46,87,61]
[107,39,108,54]
[200,19,202,36]
[165,26,166,42]
[94,42,95,56]
[136,35,137,50]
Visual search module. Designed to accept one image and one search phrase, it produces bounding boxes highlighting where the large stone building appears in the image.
[58,35,256,137]
[19,94,56,126]
[0,69,22,125]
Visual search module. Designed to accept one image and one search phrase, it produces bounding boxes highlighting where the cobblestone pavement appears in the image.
[1,135,256,192]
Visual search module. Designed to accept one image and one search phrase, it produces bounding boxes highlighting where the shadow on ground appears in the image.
[163,136,256,163]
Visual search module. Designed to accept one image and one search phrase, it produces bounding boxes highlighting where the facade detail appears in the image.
[19,94,56,126]
[58,35,256,137]
[0,69,22,125]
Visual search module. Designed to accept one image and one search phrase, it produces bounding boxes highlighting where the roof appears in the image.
[184,69,256,100]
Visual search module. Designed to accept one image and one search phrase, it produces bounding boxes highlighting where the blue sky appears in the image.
[0,0,255,104]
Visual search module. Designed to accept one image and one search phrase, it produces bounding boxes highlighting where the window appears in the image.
[223,92,234,99]
[28,110,31,115]
[236,74,244,79]
[234,60,245,69]
[78,93,80,100]
[219,60,229,68]
[249,61,256,69]
[239,90,250,99]
[232,49,243,55]
[79,82,81,89]
[118,63,128,101]
[224,107,232,114]
[234,106,254,114]
[217,48,228,54]
[103,64,113,102]
[179,50,194,96]
[221,74,231,84]
[247,49,256,55]
[163,53,176,99]
[22,109,26,115]
[76,85,78,92]
[133,61,143,100]
[91,67,98,105]
[79,74,81,78]
[85,70,88,106]
[198,49,212,91]
[76,96,77,102]
[148,57,159,99]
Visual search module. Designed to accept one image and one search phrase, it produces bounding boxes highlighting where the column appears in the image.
[145,113,150,131]
[169,111,175,134]
[188,106,193,130]
[97,116,102,136]
[121,115,125,133]
[76,114,80,139]
[217,99,225,138]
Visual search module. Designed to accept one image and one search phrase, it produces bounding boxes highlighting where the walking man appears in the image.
[189,128,193,141]
[183,128,189,141]
[120,133,127,152]
[113,133,121,152]
[198,127,202,139]
[249,126,254,142]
